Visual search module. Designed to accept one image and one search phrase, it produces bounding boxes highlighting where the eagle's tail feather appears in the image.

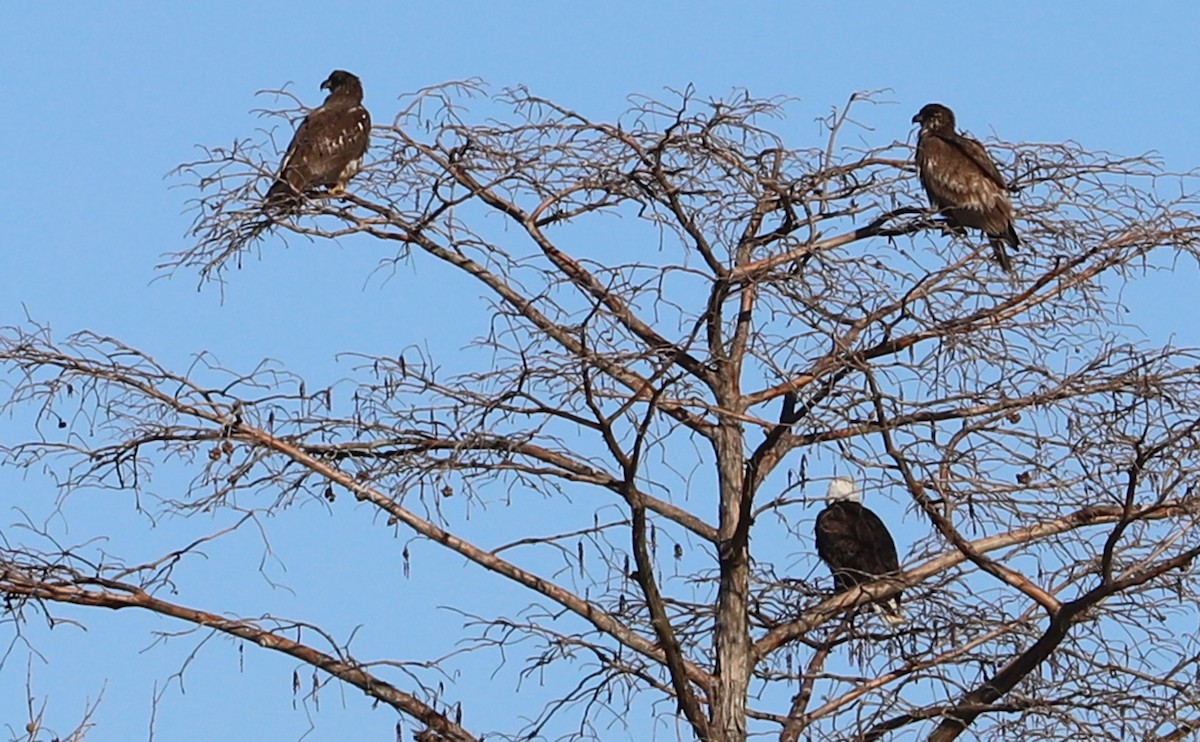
[989,236,1015,273]
[1004,221,1020,249]
[873,598,905,627]
[264,180,302,213]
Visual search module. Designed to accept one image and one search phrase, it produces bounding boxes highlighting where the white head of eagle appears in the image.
[825,475,861,503]
[814,476,904,626]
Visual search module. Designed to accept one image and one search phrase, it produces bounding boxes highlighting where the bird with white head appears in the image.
[814,476,904,626]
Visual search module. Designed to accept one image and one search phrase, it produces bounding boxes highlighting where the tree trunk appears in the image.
[711,424,750,742]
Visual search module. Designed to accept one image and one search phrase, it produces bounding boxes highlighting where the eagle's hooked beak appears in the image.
[320,78,333,92]
[911,113,922,124]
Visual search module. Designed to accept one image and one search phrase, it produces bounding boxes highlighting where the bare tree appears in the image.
[4,82,1200,741]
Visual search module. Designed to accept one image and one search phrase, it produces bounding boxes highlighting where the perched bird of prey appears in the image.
[912,103,1019,272]
[265,70,370,210]
[814,476,904,626]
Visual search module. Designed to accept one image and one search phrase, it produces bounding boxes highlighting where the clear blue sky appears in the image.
[2,3,1199,740]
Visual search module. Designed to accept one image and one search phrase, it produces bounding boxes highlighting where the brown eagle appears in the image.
[265,70,370,210]
[912,103,1019,272]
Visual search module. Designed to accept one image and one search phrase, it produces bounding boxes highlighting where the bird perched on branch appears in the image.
[912,103,1019,272]
[814,476,904,626]
[264,70,371,211]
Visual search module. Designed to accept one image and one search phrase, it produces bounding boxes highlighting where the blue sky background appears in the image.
[2,3,1199,740]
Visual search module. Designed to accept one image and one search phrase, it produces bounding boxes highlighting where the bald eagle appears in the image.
[814,476,904,626]
[912,103,1019,272]
[265,70,370,210]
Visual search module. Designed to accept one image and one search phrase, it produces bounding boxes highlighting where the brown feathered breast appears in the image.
[266,70,370,208]
[913,103,1019,271]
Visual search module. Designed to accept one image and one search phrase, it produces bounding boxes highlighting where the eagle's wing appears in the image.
[943,132,1009,192]
[856,506,900,576]
[265,112,318,205]
[274,114,315,187]
[853,505,904,626]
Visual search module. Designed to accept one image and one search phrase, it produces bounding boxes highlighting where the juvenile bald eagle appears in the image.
[815,476,904,626]
[265,70,370,210]
[912,103,1019,272]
